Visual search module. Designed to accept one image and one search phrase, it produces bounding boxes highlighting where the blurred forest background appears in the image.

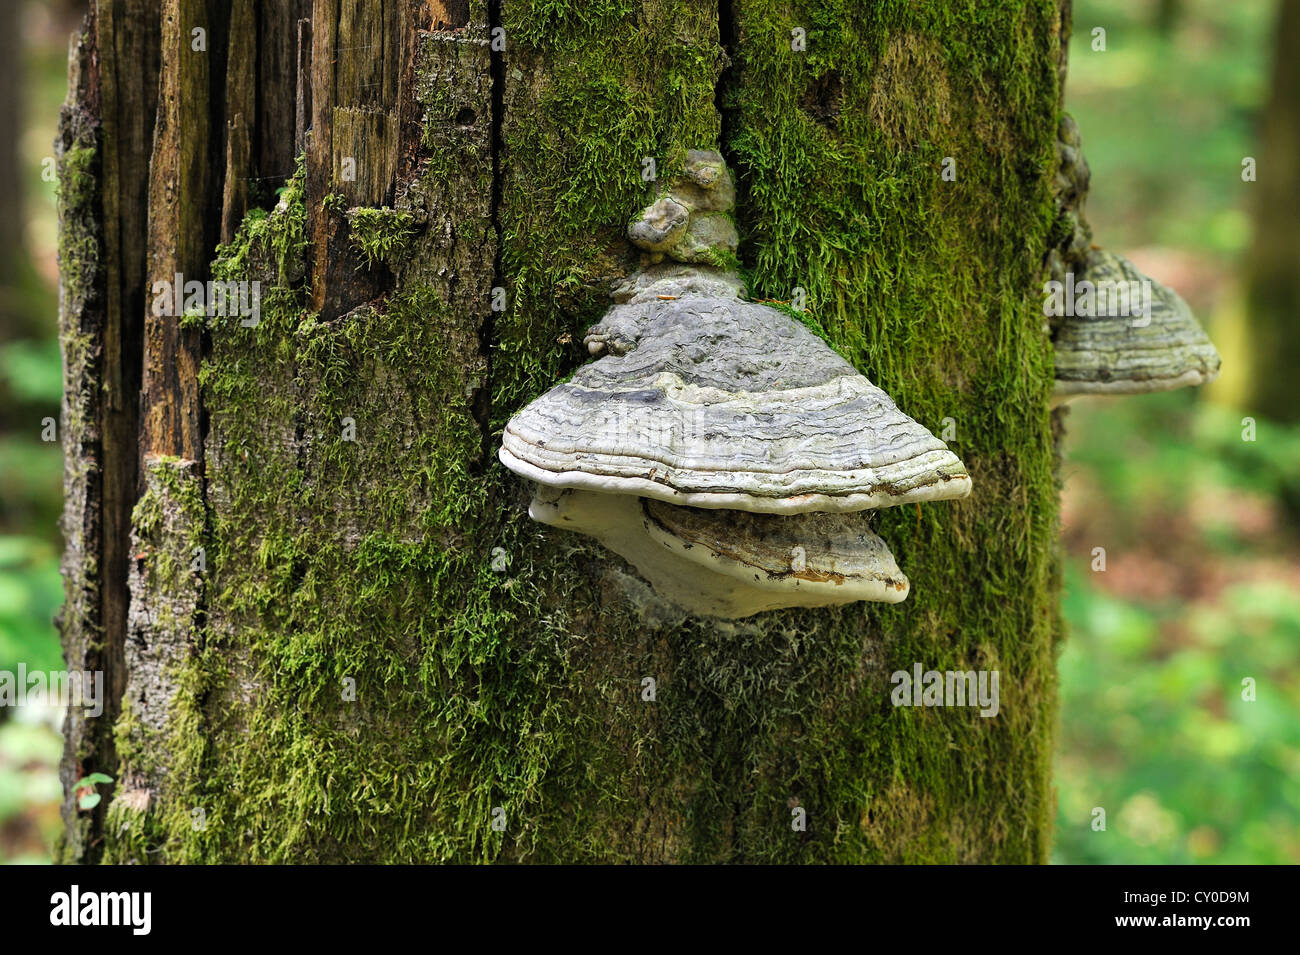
[0,0,1296,863]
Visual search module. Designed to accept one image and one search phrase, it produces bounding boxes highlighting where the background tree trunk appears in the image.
[1246,0,1300,424]
[57,0,1064,863]
[0,0,55,434]
[0,0,28,345]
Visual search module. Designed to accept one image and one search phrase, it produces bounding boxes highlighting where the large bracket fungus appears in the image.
[499,152,970,618]
[1048,116,1222,401]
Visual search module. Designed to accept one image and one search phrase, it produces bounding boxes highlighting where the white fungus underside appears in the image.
[529,488,909,618]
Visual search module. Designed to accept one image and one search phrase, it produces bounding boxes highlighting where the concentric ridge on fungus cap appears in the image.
[500,288,971,514]
[1053,249,1222,396]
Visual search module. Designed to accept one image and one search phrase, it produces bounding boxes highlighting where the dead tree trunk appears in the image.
[57,0,1065,863]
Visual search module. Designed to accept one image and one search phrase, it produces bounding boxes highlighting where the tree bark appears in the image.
[57,0,1065,863]
[1246,0,1300,424]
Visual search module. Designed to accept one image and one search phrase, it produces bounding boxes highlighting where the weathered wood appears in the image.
[140,0,226,462]
[56,1,162,864]
[107,455,206,859]
[296,17,312,155]
[221,118,251,243]
[257,0,307,186]
[55,14,107,865]
[332,107,398,206]
[220,0,255,241]
[428,0,469,31]
[305,0,402,317]
[60,0,299,863]
[304,0,336,293]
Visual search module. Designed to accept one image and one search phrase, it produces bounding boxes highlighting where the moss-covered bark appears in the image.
[59,0,1065,862]
[54,19,108,864]
[55,1,162,863]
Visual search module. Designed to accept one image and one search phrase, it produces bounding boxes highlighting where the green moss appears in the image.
[347,207,417,269]
[56,143,100,309]
[714,0,1062,862]
[701,247,742,271]
[180,307,207,330]
[495,0,721,406]
[58,144,97,192]
[105,457,211,864]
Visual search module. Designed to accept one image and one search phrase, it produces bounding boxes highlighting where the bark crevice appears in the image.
[715,0,736,155]
[470,0,506,472]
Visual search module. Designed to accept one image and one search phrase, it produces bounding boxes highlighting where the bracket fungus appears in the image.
[499,152,970,618]
[1048,116,1221,402]
[1052,249,1222,398]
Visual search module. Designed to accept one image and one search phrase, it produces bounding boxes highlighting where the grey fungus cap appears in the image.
[1047,115,1221,400]
[1053,249,1222,397]
[500,288,970,514]
[498,273,969,618]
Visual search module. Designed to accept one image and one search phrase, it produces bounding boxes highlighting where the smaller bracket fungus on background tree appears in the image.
[499,152,971,619]
[1047,115,1222,402]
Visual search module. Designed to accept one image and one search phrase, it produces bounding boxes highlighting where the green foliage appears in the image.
[1052,6,1297,862]
[1054,392,1300,863]
[0,28,82,864]
[1067,0,1276,255]
[73,773,113,810]
[347,207,417,269]
[0,436,62,539]
[0,339,62,405]
[0,718,62,863]
[0,536,64,675]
